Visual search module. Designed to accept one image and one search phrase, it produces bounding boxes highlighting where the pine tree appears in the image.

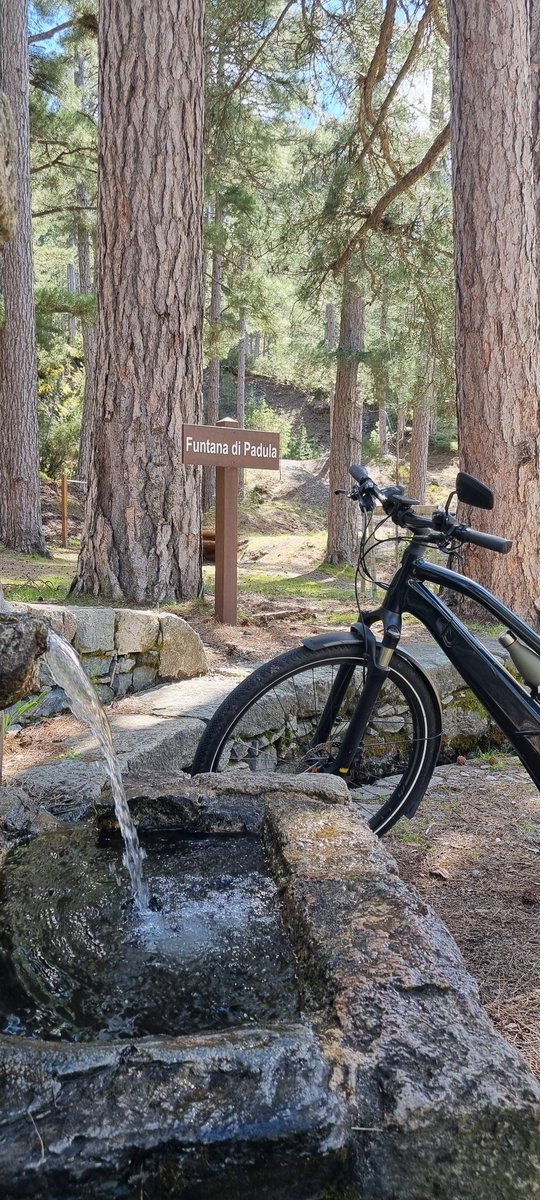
[0,0,46,554]
[74,0,205,602]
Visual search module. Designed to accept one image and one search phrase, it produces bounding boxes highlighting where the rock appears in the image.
[0,614,49,708]
[72,607,115,653]
[263,797,540,1199]
[8,601,77,643]
[115,655,136,674]
[83,654,115,679]
[14,760,106,814]
[132,665,157,691]
[95,684,114,704]
[0,785,58,836]
[114,675,246,721]
[115,609,160,655]
[157,613,207,679]
[112,672,133,697]
[31,686,70,720]
[125,717,206,776]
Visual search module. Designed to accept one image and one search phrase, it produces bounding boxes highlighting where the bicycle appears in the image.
[192,465,540,835]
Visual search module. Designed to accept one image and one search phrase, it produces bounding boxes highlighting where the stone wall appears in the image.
[7,603,207,721]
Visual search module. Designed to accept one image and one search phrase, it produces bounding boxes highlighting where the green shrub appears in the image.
[38,344,83,477]
[245,390,291,456]
[287,422,320,459]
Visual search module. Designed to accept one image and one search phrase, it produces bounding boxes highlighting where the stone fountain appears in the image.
[0,614,539,1199]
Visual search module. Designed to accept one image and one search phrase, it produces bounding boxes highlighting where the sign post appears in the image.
[215,418,239,625]
[182,418,280,626]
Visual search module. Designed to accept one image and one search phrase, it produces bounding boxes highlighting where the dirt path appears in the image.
[388,757,540,1079]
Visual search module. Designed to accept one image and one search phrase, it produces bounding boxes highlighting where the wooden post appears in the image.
[61,473,68,548]
[214,417,239,625]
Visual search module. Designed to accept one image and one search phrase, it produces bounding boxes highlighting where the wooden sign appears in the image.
[182,423,280,470]
[182,419,281,626]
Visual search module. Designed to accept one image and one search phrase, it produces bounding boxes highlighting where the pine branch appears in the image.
[31,148,91,174]
[28,14,98,45]
[28,19,73,44]
[330,122,451,277]
[222,0,296,103]
[32,203,96,219]
[356,0,438,171]
[361,0,398,126]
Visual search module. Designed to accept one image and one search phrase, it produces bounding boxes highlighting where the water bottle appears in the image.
[499,631,540,688]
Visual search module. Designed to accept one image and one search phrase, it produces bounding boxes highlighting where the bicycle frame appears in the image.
[360,540,540,788]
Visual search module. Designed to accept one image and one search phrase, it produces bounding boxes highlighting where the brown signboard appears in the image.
[182,423,280,470]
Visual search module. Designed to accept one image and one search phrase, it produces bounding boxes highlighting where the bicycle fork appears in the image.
[311,616,400,777]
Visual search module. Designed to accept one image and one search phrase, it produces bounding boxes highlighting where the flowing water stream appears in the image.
[46,630,150,912]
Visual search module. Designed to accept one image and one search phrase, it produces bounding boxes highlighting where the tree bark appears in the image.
[530,0,540,285]
[0,91,17,243]
[202,199,223,511]
[0,0,46,554]
[237,250,248,501]
[326,267,364,564]
[325,302,337,349]
[76,187,96,484]
[378,303,389,455]
[448,0,540,621]
[408,360,433,503]
[75,0,204,603]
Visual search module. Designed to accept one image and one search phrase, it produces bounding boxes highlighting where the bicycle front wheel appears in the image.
[192,644,441,835]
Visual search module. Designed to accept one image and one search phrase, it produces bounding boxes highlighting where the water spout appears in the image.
[45,630,149,912]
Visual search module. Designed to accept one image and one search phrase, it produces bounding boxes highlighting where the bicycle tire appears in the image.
[192,644,442,835]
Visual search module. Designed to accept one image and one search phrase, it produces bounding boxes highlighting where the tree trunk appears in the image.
[325,302,337,349]
[67,262,77,343]
[448,0,540,621]
[237,251,248,501]
[202,204,223,511]
[75,0,204,603]
[326,267,364,564]
[0,0,46,554]
[378,303,389,455]
[408,361,433,503]
[76,187,96,483]
[0,91,17,243]
[530,0,540,285]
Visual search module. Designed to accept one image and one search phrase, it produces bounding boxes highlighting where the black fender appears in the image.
[302,627,442,818]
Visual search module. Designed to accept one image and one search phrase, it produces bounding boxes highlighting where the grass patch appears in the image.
[3,576,71,604]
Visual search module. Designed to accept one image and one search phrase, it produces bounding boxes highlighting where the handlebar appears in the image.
[348,464,512,555]
[451,525,512,555]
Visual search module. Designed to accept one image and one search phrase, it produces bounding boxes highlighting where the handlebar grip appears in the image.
[349,464,370,485]
[454,526,512,554]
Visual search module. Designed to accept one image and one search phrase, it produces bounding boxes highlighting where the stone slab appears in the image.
[114,673,248,720]
[8,602,77,643]
[115,609,160,655]
[0,1024,346,1200]
[157,612,207,679]
[404,637,508,696]
[264,797,540,1199]
[72,607,115,654]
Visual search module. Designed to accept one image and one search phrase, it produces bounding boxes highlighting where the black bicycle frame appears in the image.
[359,541,540,789]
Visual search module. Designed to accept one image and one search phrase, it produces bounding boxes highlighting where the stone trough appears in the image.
[0,770,538,1199]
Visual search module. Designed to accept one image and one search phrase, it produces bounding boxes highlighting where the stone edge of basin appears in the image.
[0,614,49,708]
[0,772,538,1199]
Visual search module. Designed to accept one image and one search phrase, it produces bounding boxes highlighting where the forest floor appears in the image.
[2,453,540,1080]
